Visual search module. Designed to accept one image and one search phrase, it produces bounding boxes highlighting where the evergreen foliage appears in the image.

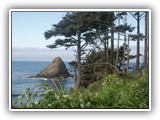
[80,44,136,88]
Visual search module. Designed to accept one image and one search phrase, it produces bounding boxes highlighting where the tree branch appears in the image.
[81,62,119,74]
[81,42,88,50]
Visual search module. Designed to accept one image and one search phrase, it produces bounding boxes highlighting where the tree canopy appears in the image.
[44,11,148,88]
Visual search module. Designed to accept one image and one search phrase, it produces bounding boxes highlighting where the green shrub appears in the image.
[97,74,149,108]
[12,74,149,109]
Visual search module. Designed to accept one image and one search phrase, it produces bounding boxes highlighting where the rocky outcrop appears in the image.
[36,57,70,79]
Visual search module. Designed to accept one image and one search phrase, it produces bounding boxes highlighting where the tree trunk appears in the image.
[110,17,114,65]
[76,31,82,88]
[104,32,107,61]
[106,31,109,63]
[123,15,127,73]
[136,12,140,71]
[103,32,108,73]
[123,32,126,73]
[144,12,149,73]
[127,35,130,72]
[147,12,149,73]
[116,15,120,68]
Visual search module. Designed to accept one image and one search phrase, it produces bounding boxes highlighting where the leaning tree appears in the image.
[44,12,124,88]
[44,12,90,88]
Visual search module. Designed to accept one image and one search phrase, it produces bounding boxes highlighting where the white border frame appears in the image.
[9,9,151,111]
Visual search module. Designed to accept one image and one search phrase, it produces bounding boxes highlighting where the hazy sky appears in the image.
[12,11,76,61]
[12,11,145,62]
[12,12,66,48]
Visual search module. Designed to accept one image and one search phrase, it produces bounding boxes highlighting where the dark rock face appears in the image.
[36,57,70,79]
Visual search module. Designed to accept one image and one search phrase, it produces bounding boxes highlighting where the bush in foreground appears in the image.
[12,73,149,109]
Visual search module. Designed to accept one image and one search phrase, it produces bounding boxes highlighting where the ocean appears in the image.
[11,61,75,105]
[11,61,142,105]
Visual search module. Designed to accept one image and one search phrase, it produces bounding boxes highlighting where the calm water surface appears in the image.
[12,61,75,105]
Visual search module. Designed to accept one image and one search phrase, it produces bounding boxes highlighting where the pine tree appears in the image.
[44,12,94,88]
[130,12,145,70]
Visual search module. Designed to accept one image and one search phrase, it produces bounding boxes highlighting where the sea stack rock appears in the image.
[36,57,70,79]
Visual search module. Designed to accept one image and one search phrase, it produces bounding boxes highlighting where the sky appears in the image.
[12,12,66,48]
[12,11,75,61]
[12,11,146,62]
